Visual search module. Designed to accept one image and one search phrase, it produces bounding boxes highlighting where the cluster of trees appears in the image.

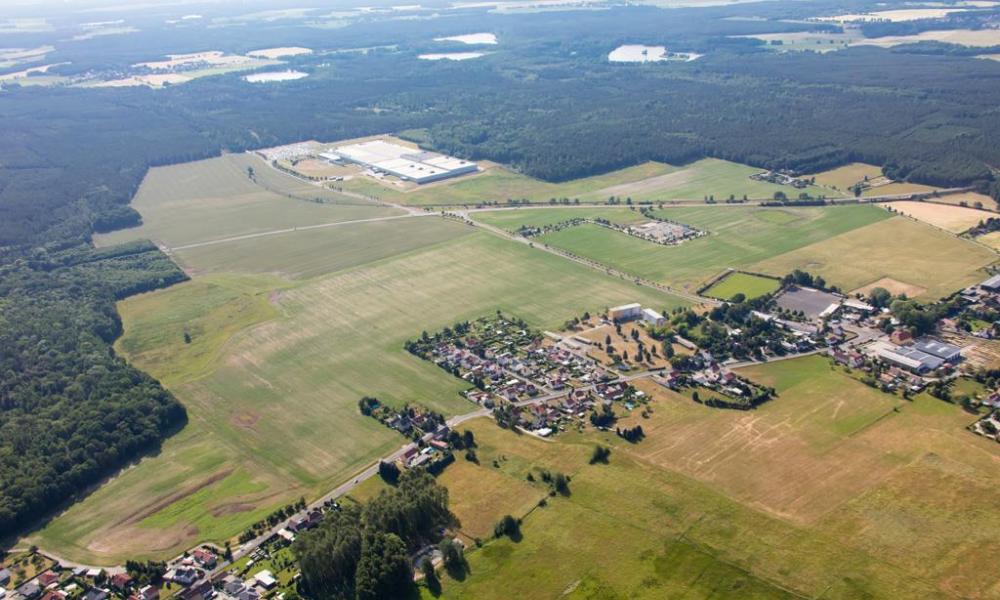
[0,242,188,536]
[125,561,168,586]
[238,497,308,543]
[889,297,958,336]
[493,514,521,539]
[781,269,836,293]
[589,445,612,464]
[616,425,645,443]
[294,470,452,600]
[589,404,617,428]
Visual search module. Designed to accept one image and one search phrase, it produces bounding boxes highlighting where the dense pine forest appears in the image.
[2,0,1000,538]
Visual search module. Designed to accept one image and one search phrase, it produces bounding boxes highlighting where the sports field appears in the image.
[881,200,994,234]
[424,356,1000,599]
[34,225,688,563]
[702,271,781,300]
[341,158,836,206]
[531,205,890,291]
[751,216,996,300]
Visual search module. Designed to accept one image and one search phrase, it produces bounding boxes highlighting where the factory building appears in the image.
[609,303,643,322]
[876,345,944,374]
[912,338,962,362]
[334,139,478,184]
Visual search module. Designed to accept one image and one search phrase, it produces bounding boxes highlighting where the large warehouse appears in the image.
[333,139,478,184]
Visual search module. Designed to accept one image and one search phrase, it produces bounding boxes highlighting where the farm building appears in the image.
[609,303,642,322]
[333,139,477,184]
[981,274,1000,291]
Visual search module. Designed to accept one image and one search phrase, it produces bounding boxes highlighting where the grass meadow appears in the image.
[702,271,781,300]
[422,356,1000,599]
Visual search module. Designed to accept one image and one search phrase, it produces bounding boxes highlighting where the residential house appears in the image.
[109,574,132,592]
[80,588,108,600]
[16,583,41,600]
[137,586,159,600]
[253,572,276,591]
[36,573,58,589]
[0,569,10,586]
[890,330,913,345]
[192,550,216,569]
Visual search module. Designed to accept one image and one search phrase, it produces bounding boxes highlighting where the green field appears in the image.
[34,226,689,563]
[340,158,839,206]
[702,271,781,300]
[751,216,996,300]
[94,153,402,249]
[421,356,1000,599]
[532,205,890,291]
[474,206,649,230]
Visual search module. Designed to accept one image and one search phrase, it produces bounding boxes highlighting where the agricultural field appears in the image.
[33,222,688,563]
[736,31,864,52]
[532,204,890,291]
[340,158,836,206]
[880,200,994,234]
[473,206,649,230]
[933,191,999,211]
[94,153,401,250]
[751,216,996,300]
[857,28,1000,48]
[807,162,882,190]
[423,356,1000,599]
[861,181,941,197]
[701,271,781,300]
[976,231,1000,251]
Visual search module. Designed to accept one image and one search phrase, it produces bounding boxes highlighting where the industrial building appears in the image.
[913,338,962,362]
[875,344,944,373]
[609,303,642,322]
[642,308,666,326]
[981,274,1000,291]
[333,139,477,184]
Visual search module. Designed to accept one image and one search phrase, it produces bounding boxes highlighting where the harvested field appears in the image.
[977,231,1000,251]
[751,217,995,300]
[858,28,1000,48]
[807,162,882,190]
[247,47,313,59]
[852,277,927,299]
[880,200,994,233]
[818,8,968,22]
[862,181,940,197]
[934,191,999,211]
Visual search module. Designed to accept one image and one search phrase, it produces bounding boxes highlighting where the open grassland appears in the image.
[751,216,995,300]
[34,230,688,564]
[881,200,995,234]
[702,271,781,300]
[94,153,401,249]
[425,356,1000,599]
[341,158,835,206]
[534,205,889,292]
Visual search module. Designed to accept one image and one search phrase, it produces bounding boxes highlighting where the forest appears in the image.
[293,471,453,600]
[2,0,1000,539]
